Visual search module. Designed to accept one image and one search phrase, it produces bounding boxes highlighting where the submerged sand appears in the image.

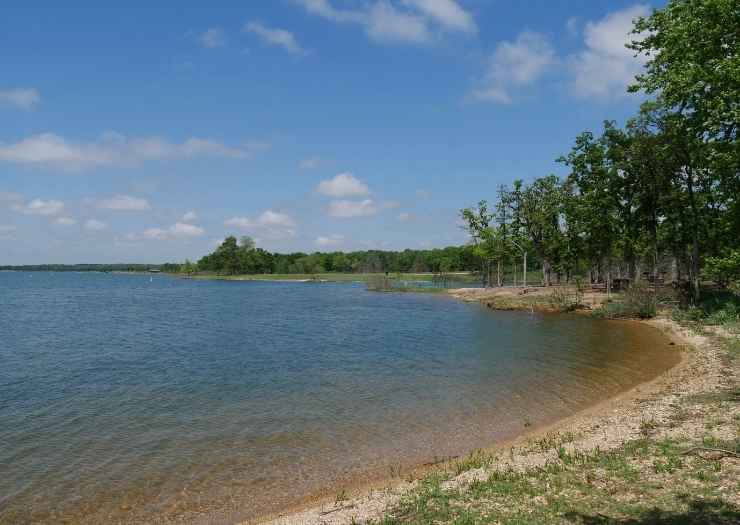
[253,298,729,525]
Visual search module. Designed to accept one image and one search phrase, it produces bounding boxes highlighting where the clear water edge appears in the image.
[0,272,680,524]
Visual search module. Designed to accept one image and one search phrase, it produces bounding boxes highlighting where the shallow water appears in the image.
[0,272,678,524]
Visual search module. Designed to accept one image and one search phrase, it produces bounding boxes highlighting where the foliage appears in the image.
[457,0,738,304]
[193,236,481,276]
[672,289,740,327]
[703,249,740,289]
[593,283,658,319]
[547,282,584,312]
[628,0,740,142]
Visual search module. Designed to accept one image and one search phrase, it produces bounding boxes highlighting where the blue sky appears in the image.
[0,0,663,264]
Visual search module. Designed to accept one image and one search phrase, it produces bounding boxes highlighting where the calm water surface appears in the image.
[0,272,679,524]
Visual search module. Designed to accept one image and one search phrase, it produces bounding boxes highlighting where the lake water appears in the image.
[0,272,679,524]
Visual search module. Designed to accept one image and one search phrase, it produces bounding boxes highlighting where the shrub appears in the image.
[593,281,656,319]
[548,281,584,312]
[366,274,394,291]
[624,281,657,318]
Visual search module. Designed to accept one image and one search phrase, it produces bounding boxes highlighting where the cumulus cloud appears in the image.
[84,219,108,232]
[14,198,65,216]
[54,217,77,226]
[365,2,431,44]
[327,199,378,218]
[470,31,555,103]
[128,222,205,241]
[225,210,296,239]
[199,27,226,48]
[315,234,344,247]
[294,0,475,44]
[0,133,266,171]
[317,172,370,197]
[0,88,40,110]
[181,211,198,222]
[401,0,477,34]
[568,4,650,99]
[244,21,307,54]
[95,194,151,211]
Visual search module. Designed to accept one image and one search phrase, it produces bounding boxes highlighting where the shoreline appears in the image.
[249,290,724,525]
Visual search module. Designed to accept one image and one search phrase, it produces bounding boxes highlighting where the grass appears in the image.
[374,434,739,525]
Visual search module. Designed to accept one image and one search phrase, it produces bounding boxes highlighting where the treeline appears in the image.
[191,236,479,275]
[462,0,739,302]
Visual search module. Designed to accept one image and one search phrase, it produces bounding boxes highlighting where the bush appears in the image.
[548,282,584,312]
[624,282,658,318]
[366,274,394,291]
[593,281,657,319]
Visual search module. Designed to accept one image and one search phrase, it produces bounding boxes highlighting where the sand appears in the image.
[251,290,732,525]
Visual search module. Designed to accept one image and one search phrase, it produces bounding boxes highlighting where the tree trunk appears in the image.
[542,259,552,286]
[690,238,701,302]
[685,167,701,304]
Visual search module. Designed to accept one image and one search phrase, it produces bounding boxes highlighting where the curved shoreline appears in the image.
[250,304,708,525]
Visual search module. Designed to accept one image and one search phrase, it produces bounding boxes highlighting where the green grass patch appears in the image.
[375,432,740,524]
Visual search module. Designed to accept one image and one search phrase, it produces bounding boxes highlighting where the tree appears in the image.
[518,176,565,286]
[461,201,496,286]
[629,0,739,142]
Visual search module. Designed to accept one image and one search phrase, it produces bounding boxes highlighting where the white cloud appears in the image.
[315,234,344,247]
[84,219,108,232]
[168,222,204,237]
[96,194,151,211]
[398,212,414,222]
[225,210,295,228]
[225,210,296,239]
[130,222,205,241]
[470,31,555,103]
[0,88,40,110]
[0,133,264,171]
[569,4,650,99]
[181,211,198,222]
[366,2,431,44]
[259,210,296,227]
[300,157,322,169]
[317,172,370,197]
[327,199,378,218]
[294,0,475,45]
[14,198,65,216]
[401,0,477,34]
[244,21,307,54]
[199,27,226,48]
[54,217,77,226]
[295,0,365,23]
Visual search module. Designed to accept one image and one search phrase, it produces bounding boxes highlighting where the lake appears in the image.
[0,272,679,524]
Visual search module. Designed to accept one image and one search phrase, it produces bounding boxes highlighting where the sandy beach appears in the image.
[254,289,737,525]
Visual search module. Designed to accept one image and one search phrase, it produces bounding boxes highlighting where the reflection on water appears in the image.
[0,272,679,524]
